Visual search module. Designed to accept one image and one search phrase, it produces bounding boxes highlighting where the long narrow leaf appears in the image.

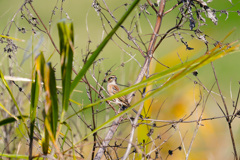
[61,122,77,159]
[0,103,18,121]
[35,53,60,154]
[65,42,240,147]
[29,71,40,158]
[44,118,63,159]
[70,0,140,93]
[65,41,240,121]
[57,20,74,112]
[45,63,59,137]
[35,53,49,154]
[0,153,29,159]
[0,34,25,42]
[0,116,28,126]
[0,70,28,134]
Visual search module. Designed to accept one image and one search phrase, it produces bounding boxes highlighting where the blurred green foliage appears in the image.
[0,0,240,159]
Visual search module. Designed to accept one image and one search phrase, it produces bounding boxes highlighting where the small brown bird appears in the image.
[107,75,130,108]
[107,75,143,118]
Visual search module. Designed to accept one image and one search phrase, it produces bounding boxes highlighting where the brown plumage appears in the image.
[107,75,143,118]
[107,75,130,107]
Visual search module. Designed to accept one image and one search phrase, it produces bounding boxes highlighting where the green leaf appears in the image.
[61,127,69,151]
[65,41,240,121]
[45,63,59,137]
[0,102,18,121]
[35,53,60,154]
[0,70,28,133]
[0,116,28,127]
[60,122,71,150]
[35,52,46,79]
[29,71,40,158]
[35,53,49,154]
[57,20,74,113]
[70,0,141,93]
[66,41,240,146]
[0,153,29,159]
[61,122,76,159]
[0,34,25,42]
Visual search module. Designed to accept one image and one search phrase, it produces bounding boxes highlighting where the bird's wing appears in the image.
[112,85,120,94]
[112,85,130,107]
[118,96,130,107]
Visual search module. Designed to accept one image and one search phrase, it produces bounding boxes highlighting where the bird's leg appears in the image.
[120,104,144,119]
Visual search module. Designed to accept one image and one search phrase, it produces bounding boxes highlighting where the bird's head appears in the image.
[107,75,117,84]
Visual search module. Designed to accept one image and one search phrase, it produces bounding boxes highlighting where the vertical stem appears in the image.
[128,0,166,102]
[84,76,97,160]
[211,62,238,159]
[228,123,238,160]
[147,0,166,56]
[123,1,166,159]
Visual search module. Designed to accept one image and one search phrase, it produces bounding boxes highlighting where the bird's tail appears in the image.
[120,105,144,119]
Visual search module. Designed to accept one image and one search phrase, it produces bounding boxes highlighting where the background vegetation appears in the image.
[0,0,240,159]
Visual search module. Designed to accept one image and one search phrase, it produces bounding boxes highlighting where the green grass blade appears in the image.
[71,107,134,147]
[66,43,240,146]
[61,122,76,159]
[60,122,71,150]
[65,42,240,121]
[0,102,18,121]
[61,127,69,151]
[57,20,74,113]
[0,70,28,134]
[0,116,28,126]
[70,0,140,93]
[45,63,59,137]
[29,71,40,158]
[0,34,25,42]
[0,153,29,159]
[35,53,60,154]
[44,118,63,158]
[35,52,46,78]
[35,53,49,154]
[42,120,50,154]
